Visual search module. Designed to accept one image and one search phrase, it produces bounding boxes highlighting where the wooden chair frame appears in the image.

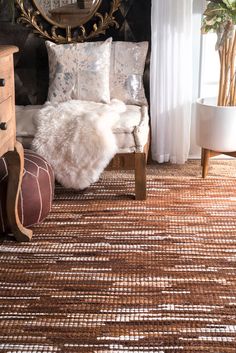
[106,139,149,200]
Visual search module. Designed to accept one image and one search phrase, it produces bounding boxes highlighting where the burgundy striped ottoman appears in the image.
[0,150,54,233]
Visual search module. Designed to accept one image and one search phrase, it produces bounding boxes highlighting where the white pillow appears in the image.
[110,41,149,106]
[46,38,112,104]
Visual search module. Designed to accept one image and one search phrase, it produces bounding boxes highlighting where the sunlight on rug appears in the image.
[0,161,236,353]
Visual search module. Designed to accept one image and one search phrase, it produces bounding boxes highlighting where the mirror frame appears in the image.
[32,0,102,29]
[15,0,121,43]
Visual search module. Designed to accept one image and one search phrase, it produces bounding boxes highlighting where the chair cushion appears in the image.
[16,104,150,153]
[0,150,54,232]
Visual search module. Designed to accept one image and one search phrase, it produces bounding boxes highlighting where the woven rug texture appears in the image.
[0,162,236,353]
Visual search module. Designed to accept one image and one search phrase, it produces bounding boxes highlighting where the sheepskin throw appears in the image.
[32,100,126,189]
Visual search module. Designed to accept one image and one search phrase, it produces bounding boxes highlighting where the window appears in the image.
[200,32,220,99]
[190,0,221,158]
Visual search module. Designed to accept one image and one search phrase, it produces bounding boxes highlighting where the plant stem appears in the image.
[218,29,236,106]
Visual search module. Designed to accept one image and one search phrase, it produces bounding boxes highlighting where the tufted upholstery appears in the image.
[0,150,55,232]
[0,0,151,105]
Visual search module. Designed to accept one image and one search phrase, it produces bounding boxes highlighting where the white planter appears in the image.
[196,97,236,152]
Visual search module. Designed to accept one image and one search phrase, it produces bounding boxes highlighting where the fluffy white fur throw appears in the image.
[32,99,126,189]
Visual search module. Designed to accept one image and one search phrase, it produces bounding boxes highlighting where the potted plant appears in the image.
[196,0,236,177]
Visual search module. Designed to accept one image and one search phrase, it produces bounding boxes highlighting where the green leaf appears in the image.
[222,0,236,9]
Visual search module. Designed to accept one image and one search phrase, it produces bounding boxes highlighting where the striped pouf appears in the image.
[0,150,54,233]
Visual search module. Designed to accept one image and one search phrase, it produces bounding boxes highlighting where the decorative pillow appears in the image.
[110,41,149,106]
[46,38,112,104]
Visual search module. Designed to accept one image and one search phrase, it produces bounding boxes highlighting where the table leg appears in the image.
[202,148,211,179]
[5,141,32,242]
[201,148,205,167]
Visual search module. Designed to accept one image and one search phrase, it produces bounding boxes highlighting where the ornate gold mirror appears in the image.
[32,0,102,28]
[16,0,120,43]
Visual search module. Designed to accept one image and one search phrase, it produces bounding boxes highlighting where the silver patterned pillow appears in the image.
[110,41,149,106]
[46,38,112,104]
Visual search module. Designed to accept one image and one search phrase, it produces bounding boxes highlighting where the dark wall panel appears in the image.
[0,0,151,105]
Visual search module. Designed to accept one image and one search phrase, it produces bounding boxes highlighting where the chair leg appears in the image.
[135,153,147,200]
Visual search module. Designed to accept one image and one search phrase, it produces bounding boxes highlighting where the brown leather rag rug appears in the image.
[0,164,236,353]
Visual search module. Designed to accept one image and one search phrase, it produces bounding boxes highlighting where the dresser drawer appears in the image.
[0,96,15,155]
[0,55,13,103]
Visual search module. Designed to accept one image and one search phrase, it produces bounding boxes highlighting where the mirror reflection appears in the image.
[34,0,101,27]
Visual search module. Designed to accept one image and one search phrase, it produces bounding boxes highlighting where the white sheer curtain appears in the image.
[150,0,193,164]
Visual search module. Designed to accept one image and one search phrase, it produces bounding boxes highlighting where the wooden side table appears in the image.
[0,45,32,241]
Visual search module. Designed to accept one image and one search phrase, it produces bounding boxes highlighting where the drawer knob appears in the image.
[0,122,7,130]
[0,79,5,87]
